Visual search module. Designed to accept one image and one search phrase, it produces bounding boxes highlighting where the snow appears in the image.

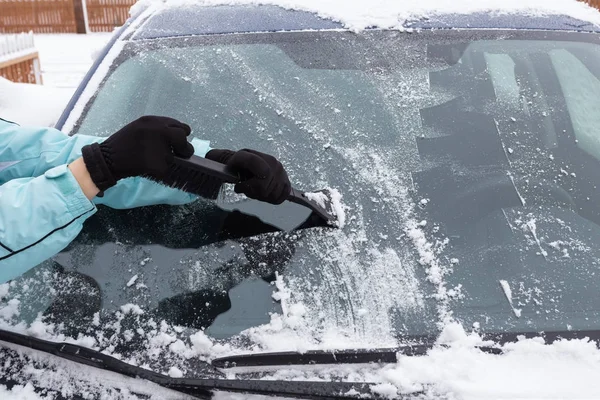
[34,34,111,90]
[0,299,20,320]
[126,274,139,287]
[304,188,347,227]
[372,323,600,399]
[328,188,346,228]
[0,77,72,127]
[0,33,35,60]
[189,330,215,355]
[135,0,600,31]
[0,340,196,400]
[303,191,327,208]
[120,304,145,315]
[2,1,600,398]
[370,383,399,399]
[499,280,522,318]
[168,366,184,378]
[0,383,44,400]
[0,34,109,127]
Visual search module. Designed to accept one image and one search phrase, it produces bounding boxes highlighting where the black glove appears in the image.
[206,149,291,205]
[81,116,194,191]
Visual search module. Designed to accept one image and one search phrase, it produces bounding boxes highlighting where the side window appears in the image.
[551,48,600,161]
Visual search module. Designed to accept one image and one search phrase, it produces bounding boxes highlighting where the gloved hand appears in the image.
[81,116,195,191]
[206,149,291,205]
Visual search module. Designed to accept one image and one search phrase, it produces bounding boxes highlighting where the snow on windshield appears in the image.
[132,0,600,30]
[5,5,600,400]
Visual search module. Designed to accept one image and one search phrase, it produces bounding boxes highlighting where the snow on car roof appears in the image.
[129,0,600,39]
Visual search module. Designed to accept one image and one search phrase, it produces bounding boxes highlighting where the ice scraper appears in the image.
[169,155,340,226]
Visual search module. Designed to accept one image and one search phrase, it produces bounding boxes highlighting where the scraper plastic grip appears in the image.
[173,155,336,224]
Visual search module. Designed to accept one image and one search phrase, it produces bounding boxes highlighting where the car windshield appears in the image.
[3,29,600,373]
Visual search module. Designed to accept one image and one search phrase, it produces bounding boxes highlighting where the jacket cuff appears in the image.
[44,165,96,217]
[81,143,117,192]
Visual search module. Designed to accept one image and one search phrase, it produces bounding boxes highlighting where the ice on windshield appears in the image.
[3,32,600,389]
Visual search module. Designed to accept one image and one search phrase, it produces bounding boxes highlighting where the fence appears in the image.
[0,0,137,33]
[0,0,78,33]
[0,32,42,84]
[586,0,600,10]
[86,0,134,32]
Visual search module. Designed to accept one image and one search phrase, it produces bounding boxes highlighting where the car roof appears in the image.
[129,3,600,40]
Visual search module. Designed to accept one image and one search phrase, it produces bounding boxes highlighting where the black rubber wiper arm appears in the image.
[212,345,503,368]
[0,329,386,399]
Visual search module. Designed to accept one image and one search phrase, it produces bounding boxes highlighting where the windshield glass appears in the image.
[3,30,600,371]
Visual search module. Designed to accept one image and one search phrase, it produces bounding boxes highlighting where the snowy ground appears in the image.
[0,33,110,127]
[34,34,111,90]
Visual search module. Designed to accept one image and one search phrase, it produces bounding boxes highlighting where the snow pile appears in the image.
[0,34,111,128]
[219,322,600,399]
[0,77,72,127]
[304,188,347,228]
[370,322,600,399]
[133,0,600,30]
[0,383,44,400]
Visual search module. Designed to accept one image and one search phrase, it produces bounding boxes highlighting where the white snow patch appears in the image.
[0,77,72,126]
[375,323,600,399]
[126,274,139,287]
[370,383,399,398]
[499,280,522,318]
[0,299,20,320]
[190,330,216,356]
[120,303,144,315]
[140,257,152,266]
[135,0,600,31]
[0,383,45,400]
[304,191,327,208]
[521,217,548,257]
[34,33,111,89]
[328,188,347,228]
[168,366,184,378]
[303,188,346,227]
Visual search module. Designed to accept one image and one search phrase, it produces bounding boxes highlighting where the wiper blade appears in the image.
[212,345,503,368]
[0,329,388,399]
[0,328,185,382]
[170,380,391,399]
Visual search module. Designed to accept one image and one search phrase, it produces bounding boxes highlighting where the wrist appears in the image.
[68,157,101,200]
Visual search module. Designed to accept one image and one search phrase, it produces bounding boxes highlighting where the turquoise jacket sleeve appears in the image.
[0,118,211,283]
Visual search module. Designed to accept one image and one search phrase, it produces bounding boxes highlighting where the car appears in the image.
[2,1,600,399]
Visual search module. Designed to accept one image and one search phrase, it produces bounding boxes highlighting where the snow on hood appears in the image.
[0,77,72,127]
[131,0,600,31]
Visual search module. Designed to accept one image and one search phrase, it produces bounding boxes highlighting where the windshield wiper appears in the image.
[212,345,503,368]
[0,329,385,399]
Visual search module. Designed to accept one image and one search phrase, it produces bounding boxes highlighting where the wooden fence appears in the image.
[0,0,136,33]
[586,0,600,10]
[0,32,42,84]
[0,0,78,33]
[86,0,134,32]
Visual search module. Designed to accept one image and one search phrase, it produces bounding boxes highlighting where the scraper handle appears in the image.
[174,156,335,224]
[173,156,308,203]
